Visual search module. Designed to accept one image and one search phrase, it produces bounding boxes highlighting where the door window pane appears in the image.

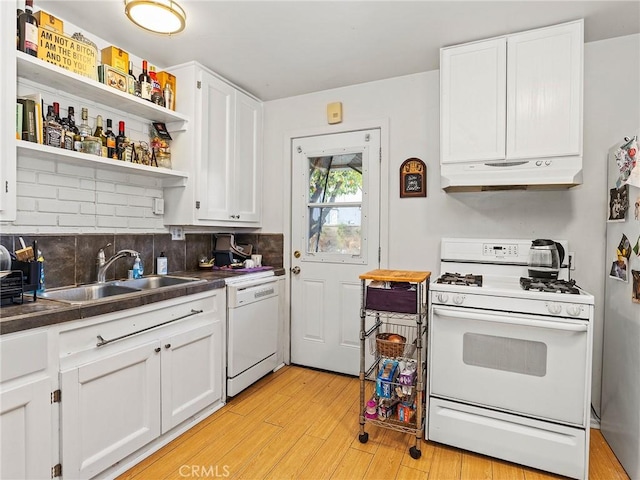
[307,153,363,255]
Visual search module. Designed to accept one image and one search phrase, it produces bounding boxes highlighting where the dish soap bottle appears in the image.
[133,255,144,279]
[156,252,168,275]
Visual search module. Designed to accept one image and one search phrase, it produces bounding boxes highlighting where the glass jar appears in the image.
[81,135,102,156]
[156,151,172,169]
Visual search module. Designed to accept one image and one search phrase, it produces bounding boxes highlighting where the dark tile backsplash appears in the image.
[0,233,283,289]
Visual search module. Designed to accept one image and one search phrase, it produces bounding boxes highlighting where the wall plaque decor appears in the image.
[400,158,427,198]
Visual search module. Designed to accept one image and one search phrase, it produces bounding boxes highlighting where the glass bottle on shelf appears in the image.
[93,115,107,157]
[77,107,92,145]
[105,119,117,159]
[16,9,24,49]
[61,106,78,150]
[44,105,62,148]
[127,61,138,96]
[138,60,152,102]
[18,0,38,57]
[115,121,127,160]
[149,66,164,106]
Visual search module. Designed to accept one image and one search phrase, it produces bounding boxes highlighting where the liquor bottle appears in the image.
[78,107,91,139]
[93,115,107,157]
[115,121,127,160]
[105,119,117,159]
[16,9,24,49]
[44,105,62,148]
[138,60,152,101]
[18,0,38,57]
[149,66,164,106]
[127,61,138,96]
[61,106,78,150]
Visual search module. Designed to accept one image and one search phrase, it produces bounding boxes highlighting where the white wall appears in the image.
[262,33,640,415]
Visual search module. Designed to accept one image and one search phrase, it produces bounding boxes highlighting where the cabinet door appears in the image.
[440,38,506,164]
[0,0,17,222]
[196,69,236,222]
[506,21,583,159]
[0,377,51,480]
[232,92,262,223]
[60,342,161,480]
[161,321,223,433]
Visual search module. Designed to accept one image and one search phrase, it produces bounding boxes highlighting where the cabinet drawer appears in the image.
[59,292,220,364]
[0,330,48,383]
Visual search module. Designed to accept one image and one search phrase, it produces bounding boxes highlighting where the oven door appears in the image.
[429,305,589,426]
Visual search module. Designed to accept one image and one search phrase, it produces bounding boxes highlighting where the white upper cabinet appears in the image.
[164,62,263,226]
[440,20,583,166]
[440,38,506,164]
[506,22,583,160]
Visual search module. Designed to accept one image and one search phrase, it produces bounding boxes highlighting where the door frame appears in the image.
[282,118,390,365]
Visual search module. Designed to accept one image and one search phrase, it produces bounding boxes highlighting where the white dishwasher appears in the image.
[226,273,279,397]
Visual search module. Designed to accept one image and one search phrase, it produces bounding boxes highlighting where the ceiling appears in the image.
[37,1,640,101]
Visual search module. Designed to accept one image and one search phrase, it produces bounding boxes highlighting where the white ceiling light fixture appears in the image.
[124,0,186,35]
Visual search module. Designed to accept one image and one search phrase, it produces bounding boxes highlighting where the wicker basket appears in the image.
[376,332,406,358]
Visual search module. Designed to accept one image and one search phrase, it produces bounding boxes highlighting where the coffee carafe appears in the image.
[528,239,565,279]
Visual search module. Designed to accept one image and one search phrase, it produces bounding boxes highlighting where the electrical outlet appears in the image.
[170,226,184,241]
[568,252,575,270]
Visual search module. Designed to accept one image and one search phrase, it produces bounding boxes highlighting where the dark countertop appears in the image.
[0,268,285,335]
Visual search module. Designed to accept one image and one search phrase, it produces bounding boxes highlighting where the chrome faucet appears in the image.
[96,243,140,283]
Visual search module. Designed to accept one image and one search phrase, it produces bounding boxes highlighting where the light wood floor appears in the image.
[118,365,629,480]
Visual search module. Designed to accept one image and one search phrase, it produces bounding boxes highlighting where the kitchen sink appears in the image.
[40,284,141,304]
[114,275,204,290]
[40,276,206,305]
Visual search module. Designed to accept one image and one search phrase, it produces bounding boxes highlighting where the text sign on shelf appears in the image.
[37,28,98,81]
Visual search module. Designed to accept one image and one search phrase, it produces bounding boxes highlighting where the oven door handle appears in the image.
[432,308,588,332]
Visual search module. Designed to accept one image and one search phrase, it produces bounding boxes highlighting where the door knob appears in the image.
[294,250,301,258]
[291,266,301,275]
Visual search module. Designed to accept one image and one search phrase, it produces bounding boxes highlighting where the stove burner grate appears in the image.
[437,273,483,287]
[520,277,580,294]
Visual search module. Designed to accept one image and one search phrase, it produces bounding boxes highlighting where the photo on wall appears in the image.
[609,184,629,222]
[610,257,629,282]
[633,270,640,304]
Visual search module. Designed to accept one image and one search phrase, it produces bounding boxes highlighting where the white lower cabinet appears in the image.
[161,322,222,433]
[0,377,52,479]
[56,290,225,480]
[0,330,52,479]
[61,341,161,480]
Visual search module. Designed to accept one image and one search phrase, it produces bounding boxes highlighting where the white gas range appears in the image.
[427,238,594,480]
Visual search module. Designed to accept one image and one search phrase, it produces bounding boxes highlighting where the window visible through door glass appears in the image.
[307,153,362,255]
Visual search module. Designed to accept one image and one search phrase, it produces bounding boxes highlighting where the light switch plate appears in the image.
[152,198,164,215]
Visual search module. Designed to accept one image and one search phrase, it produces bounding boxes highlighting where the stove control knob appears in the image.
[547,302,562,315]
[453,294,464,305]
[567,305,582,317]
[437,293,449,303]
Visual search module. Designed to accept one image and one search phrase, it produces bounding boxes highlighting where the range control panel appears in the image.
[482,243,519,257]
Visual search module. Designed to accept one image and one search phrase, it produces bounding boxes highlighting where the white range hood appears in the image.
[440,156,583,192]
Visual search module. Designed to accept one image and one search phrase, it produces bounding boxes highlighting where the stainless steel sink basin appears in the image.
[115,275,204,290]
[40,284,141,304]
[40,276,205,305]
